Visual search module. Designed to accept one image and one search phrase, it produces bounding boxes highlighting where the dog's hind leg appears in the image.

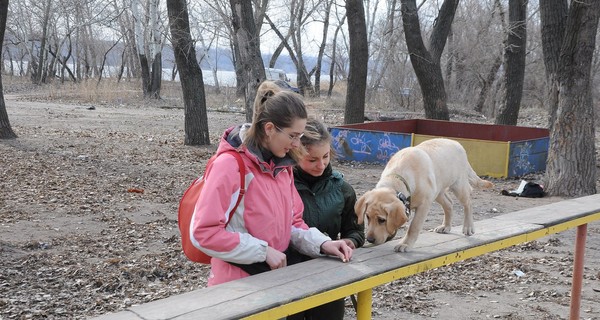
[433,192,453,234]
[453,184,475,236]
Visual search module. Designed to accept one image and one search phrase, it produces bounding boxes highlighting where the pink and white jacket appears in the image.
[191,126,331,286]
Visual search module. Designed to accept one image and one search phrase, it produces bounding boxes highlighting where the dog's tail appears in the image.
[468,168,494,189]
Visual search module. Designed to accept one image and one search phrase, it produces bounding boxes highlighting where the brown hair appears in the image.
[243,81,308,158]
[300,118,336,158]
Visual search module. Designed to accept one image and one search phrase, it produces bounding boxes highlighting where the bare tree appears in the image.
[344,0,368,124]
[312,0,333,97]
[401,0,458,120]
[495,0,527,125]
[473,0,506,115]
[544,0,599,196]
[326,8,346,98]
[0,0,17,139]
[262,0,332,96]
[147,0,162,98]
[166,0,210,145]
[133,0,162,99]
[230,0,265,122]
[32,0,51,84]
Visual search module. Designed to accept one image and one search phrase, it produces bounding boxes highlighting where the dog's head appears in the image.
[355,189,409,245]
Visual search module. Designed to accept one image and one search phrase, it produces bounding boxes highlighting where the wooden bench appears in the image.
[92,194,600,320]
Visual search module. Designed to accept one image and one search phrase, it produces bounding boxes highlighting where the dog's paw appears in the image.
[433,225,451,234]
[394,243,411,252]
[462,225,475,236]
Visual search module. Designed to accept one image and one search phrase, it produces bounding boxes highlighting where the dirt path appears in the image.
[1,96,599,319]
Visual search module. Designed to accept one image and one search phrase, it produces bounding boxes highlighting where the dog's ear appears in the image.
[354,192,370,225]
[384,201,408,234]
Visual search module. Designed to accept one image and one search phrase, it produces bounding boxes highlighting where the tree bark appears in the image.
[540,0,568,127]
[0,0,17,139]
[495,0,527,125]
[166,0,210,146]
[401,0,457,120]
[545,0,599,196]
[344,0,368,124]
[230,0,265,122]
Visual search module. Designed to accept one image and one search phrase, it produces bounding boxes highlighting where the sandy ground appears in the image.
[1,93,600,320]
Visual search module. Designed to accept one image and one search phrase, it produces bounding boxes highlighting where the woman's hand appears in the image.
[265,246,287,270]
[320,240,353,262]
[342,238,356,249]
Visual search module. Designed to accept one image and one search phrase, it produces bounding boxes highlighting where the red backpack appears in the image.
[178,150,246,263]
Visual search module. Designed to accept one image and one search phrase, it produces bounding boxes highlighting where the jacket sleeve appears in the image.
[190,153,268,264]
[339,181,365,248]
[290,170,331,257]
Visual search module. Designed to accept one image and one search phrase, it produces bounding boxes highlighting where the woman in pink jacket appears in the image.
[192,81,353,286]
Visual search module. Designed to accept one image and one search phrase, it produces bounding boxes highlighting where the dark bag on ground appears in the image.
[501,181,545,198]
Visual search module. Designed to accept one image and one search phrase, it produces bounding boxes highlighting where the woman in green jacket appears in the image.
[289,118,365,320]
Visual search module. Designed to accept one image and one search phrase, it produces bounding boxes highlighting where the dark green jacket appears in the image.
[293,164,365,248]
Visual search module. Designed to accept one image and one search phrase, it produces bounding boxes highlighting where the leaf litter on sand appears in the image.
[1,88,599,319]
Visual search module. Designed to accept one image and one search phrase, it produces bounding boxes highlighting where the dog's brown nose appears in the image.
[366,237,376,244]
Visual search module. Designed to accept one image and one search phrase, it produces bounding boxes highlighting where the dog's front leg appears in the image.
[433,192,453,234]
[394,204,430,252]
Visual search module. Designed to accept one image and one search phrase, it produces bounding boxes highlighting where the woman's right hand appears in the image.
[265,246,287,270]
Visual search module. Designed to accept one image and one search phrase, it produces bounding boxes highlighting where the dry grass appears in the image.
[2,75,414,121]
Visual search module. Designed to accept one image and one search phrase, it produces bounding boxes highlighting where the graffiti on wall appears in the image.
[331,129,408,163]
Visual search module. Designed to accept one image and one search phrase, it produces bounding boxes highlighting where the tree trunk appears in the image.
[132,0,151,97]
[148,0,162,99]
[166,0,210,146]
[313,0,333,97]
[149,52,162,98]
[475,55,502,113]
[401,0,457,120]
[540,0,568,127]
[0,0,17,139]
[495,0,527,125]
[230,0,265,122]
[545,0,598,196]
[33,0,52,84]
[344,0,368,124]
[231,41,246,98]
[328,13,346,98]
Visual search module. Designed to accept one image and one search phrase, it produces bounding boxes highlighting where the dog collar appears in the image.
[396,191,411,214]
[387,173,412,214]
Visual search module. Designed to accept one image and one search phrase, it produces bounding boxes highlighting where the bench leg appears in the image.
[356,288,372,320]
[569,223,587,320]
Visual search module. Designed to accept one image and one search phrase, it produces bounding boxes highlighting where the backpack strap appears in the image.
[212,150,246,226]
[203,150,246,225]
[224,150,246,223]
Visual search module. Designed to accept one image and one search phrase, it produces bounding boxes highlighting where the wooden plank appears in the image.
[92,194,600,320]
[119,220,543,319]
[492,194,600,227]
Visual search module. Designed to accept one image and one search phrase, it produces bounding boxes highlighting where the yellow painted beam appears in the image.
[242,211,600,320]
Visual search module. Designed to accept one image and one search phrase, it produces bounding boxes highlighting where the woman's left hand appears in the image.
[320,240,353,262]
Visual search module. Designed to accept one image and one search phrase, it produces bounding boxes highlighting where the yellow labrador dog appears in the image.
[355,138,493,252]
